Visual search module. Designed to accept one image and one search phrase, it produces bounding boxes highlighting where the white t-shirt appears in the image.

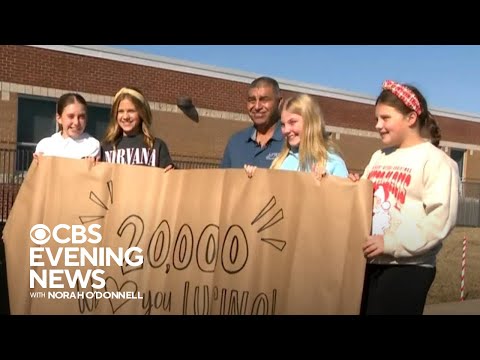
[35,132,100,159]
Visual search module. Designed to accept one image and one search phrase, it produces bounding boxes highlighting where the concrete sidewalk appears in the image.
[424,299,480,315]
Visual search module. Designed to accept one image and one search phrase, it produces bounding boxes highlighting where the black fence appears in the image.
[0,146,221,222]
[0,222,9,314]
[172,154,220,169]
[1,147,27,222]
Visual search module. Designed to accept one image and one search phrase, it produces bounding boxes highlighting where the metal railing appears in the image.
[172,154,220,169]
[1,147,28,222]
[0,146,221,221]
[457,182,480,227]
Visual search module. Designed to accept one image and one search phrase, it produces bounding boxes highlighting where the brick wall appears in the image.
[0,93,17,145]
[335,134,383,173]
[1,45,480,146]
[0,45,246,114]
[152,111,249,159]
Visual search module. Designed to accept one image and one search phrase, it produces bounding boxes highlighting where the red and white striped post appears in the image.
[460,234,467,301]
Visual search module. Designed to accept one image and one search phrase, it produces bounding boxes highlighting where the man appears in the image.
[220,77,284,168]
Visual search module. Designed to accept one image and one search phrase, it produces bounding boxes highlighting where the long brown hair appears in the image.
[103,86,155,150]
[376,83,441,147]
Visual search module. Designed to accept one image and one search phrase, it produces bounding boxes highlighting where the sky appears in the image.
[110,45,480,117]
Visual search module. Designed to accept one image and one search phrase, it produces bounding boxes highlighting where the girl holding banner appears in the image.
[350,80,459,315]
[34,93,100,160]
[100,86,174,171]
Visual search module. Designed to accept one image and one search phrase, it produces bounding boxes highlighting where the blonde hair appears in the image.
[271,94,338,171]
[103,87,155,150]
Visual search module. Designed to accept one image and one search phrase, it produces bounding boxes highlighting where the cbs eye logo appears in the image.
[29,224,102,245]
[30,224,51,245]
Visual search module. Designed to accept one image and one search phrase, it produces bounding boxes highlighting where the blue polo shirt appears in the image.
[279,148,349,177]
[220,121,284,169]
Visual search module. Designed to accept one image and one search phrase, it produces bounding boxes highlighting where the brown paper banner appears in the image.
[3,157,372,315]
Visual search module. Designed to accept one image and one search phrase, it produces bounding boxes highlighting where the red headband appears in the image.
[382,80,422,115]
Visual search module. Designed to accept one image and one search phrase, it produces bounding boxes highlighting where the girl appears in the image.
[244,93,348,179]
[100,87,174,171]
[34,93,100,160]
[350,80,459,315]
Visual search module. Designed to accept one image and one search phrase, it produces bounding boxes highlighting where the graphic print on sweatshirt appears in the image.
[103,147,156,167]
[367,165,412,235]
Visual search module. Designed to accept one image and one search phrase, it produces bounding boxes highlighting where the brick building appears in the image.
[1,44,479,180]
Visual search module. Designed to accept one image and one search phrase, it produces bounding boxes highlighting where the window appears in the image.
[17,95,110,171]
[85,106,110,143]
[450,148,465,179]
[17,97,57,145]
